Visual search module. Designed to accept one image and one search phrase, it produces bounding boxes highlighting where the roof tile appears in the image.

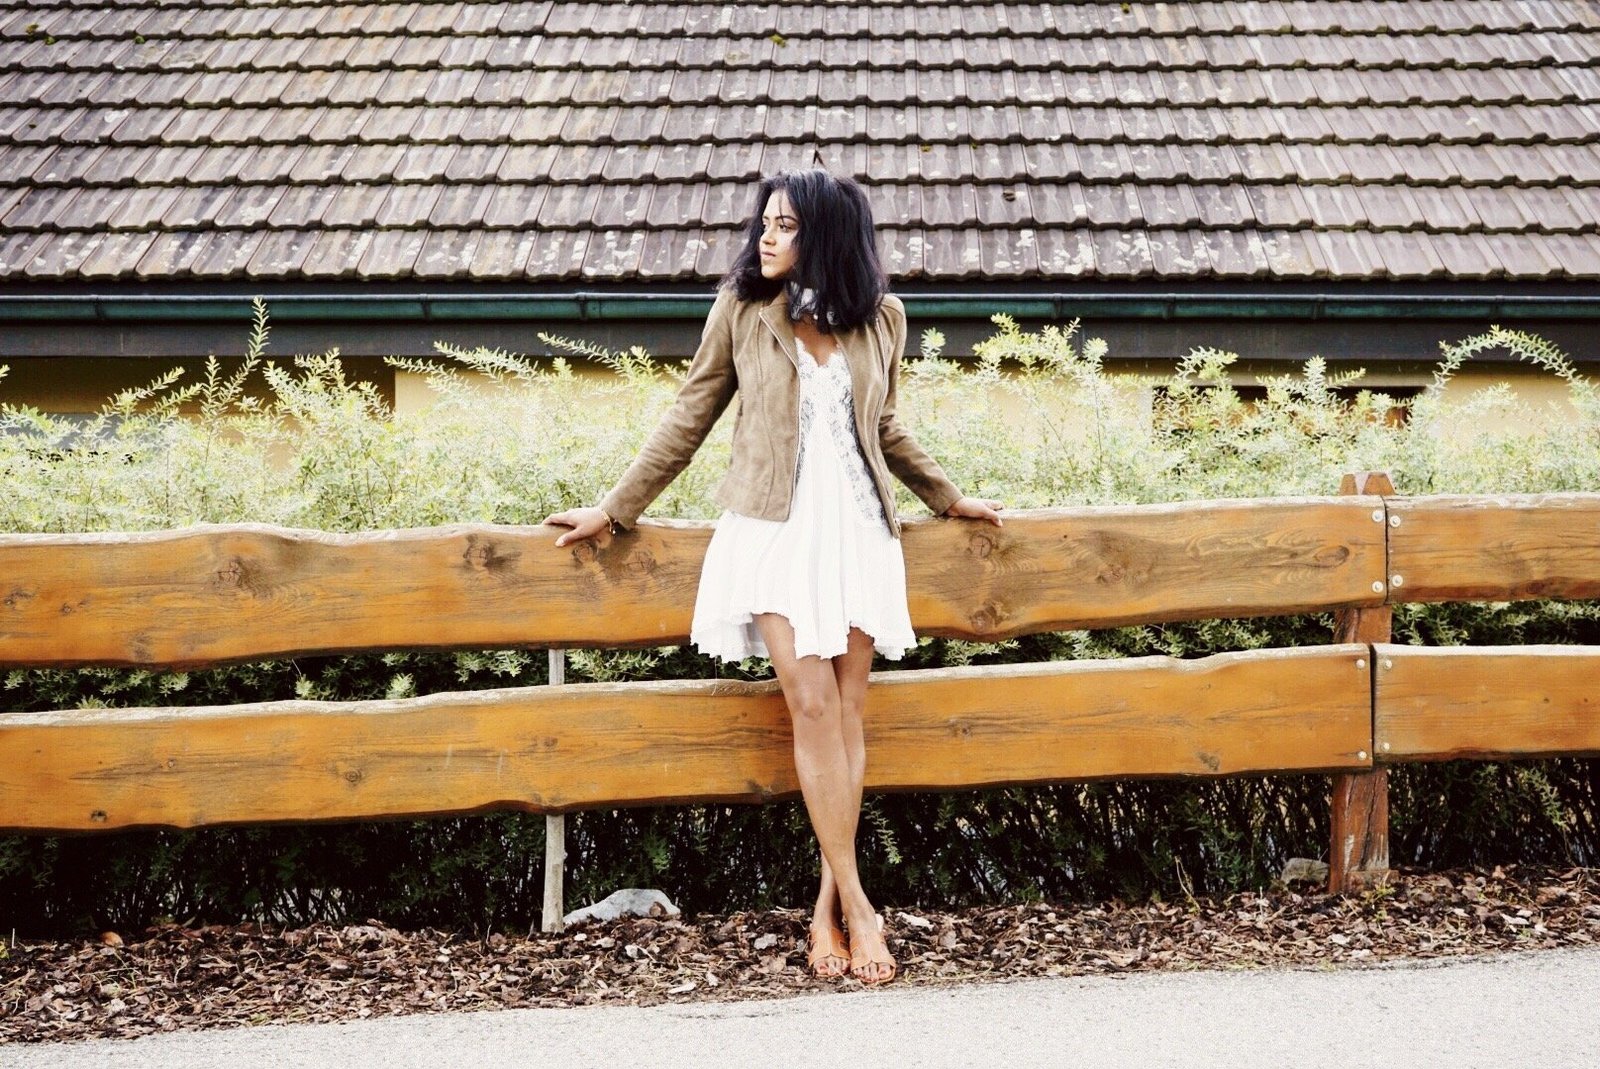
[372,184,440,228]
[213,184,287,228]
[1425,232,1496,279]
[3,187,78,230]
[1135,183,1201,228]
[582,228,645,278]
[78,230,160,279]
[981,226,1039,277]
[478,184,542,229]
[412,229,482,279]
[20,229,107,279]
[246,229,323,278]
[453,228,529,280]
[1146,229,1212,277]
[972,142,1028,182]
[160,185,237,229]
[876,227,924,278]
[356,228,429,279]
[922,227,983,280]
[520,228,589,279]
[1091,229,1155,277]
[322,185,387,228]
[419,183,492,229]
[0,230,59,278]
[295,229,376,280]
[1024,227,1100,278]
[1370,230,1447,279]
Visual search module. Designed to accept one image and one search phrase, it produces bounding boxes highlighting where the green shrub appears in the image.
[1,303,1595,934]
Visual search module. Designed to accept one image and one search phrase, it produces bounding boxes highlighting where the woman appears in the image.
[544,170,1003,984]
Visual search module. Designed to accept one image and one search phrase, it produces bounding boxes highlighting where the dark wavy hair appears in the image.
[720,169,889,333]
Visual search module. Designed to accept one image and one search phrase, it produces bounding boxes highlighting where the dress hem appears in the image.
[691,607,912,663]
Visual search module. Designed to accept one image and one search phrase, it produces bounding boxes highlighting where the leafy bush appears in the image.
[1,303,1596,934]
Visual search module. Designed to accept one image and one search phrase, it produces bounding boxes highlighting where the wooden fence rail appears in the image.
[0,647,1373,832]
[2,480,1598,919]
[0,498,1385,667]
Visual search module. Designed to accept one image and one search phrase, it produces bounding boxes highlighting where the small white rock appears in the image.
[563,888,681,926]
[753,933,778,951]
[896,911,934,930]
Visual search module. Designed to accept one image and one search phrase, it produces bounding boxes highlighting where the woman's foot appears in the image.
[806,920,850,979]
[846,913,897,985]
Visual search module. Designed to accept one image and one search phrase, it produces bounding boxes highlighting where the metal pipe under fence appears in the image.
[542,648,566,933]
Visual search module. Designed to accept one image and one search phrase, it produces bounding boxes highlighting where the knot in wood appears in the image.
[89,810,107,823]
[463,536,517,572]
[625,549,658,578]
[966,532,995,560]
[968,602,1002,633]
[213,556,267,596]
[571,540,599,565]
[343,769,363,785]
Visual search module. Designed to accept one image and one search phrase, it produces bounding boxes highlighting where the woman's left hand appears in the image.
[943,496,1005,526]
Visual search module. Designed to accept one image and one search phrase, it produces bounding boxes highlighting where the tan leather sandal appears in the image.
[806,923,851,979]
[848,916,898,986]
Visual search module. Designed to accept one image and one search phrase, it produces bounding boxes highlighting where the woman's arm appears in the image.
[546,292,739,544]
[876,296,964,516]
[877,297,1005,526]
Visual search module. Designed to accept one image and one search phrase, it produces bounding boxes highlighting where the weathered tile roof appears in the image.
[1,0,1598,284]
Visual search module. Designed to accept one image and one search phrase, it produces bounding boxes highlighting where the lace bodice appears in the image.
[794,337,890,531]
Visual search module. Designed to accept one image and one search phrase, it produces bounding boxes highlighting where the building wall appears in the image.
[3,349,1583,442]
[391,362,1586,440]
[0,355,396,416]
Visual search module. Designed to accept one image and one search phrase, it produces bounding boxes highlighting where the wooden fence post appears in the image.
[1329,470,1395,893]
[541,649,567,933]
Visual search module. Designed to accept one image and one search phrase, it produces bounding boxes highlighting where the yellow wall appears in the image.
[5,356,1583,440]
[1,356,395,415]
[391,362,1584,438]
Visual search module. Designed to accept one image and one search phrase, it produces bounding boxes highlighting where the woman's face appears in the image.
[758,190,800,281]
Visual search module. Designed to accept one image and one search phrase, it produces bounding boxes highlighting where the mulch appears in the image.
[3,863,1596,1044]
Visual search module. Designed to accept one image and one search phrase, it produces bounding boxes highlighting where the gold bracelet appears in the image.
[599,507,618,533]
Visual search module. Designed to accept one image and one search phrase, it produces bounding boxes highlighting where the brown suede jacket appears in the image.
[597,287,964,540]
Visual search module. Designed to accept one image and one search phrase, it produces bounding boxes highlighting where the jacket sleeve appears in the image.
[598,290,739,529]
[876,296,964,516]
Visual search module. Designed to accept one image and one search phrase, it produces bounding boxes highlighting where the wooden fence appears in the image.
[1,472,1597,927]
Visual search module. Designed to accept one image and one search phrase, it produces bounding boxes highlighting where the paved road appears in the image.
[10,948,1599,1069]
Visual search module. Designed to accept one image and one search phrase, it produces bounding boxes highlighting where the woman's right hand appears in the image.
[542,506,612,547]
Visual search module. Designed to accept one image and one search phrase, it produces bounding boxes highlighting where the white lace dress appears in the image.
[689,337,918,662]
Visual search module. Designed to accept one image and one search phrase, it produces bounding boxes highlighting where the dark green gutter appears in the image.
[2,293,1598,322]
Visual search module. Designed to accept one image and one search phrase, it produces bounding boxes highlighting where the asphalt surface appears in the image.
[9,947,1599,1069]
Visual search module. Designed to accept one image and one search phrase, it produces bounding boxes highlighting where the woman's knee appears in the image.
[788,683,841,723]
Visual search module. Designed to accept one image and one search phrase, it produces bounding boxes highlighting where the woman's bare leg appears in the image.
[814,626,873,942]
[755,614,893,981]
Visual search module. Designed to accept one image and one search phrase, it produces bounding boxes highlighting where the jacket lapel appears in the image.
[760,291,883,444]
[759,292,800,371]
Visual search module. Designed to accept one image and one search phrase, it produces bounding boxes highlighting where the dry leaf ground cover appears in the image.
[3,864,1596,1045]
